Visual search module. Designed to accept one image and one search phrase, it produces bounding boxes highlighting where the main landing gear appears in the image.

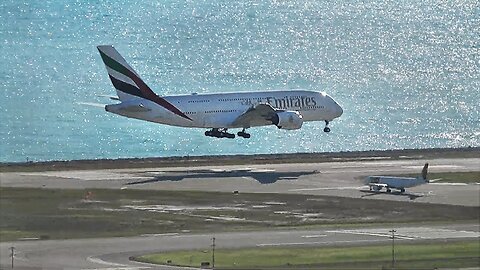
[205,128,235,138]
[204,128,251,139]
[323,120,331,133]
[237,128,251,139]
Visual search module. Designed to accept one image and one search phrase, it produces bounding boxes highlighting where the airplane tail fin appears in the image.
[421,163,429,181]
[97,45,193,121]
[97,45,155,102]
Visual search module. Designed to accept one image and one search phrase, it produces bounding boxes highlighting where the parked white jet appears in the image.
[97,45,343,139]
[365,163,431,193]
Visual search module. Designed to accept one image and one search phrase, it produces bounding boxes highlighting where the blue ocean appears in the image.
[1,1,479,162]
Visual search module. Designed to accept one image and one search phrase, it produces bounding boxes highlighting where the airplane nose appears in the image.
[334,103,343,118]
[329,98,343,119]
[326,94,343,119]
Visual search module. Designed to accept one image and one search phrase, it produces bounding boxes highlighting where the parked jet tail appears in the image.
[421,163,429,181]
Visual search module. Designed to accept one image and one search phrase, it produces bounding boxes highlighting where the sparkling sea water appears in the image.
[1,0,479,162]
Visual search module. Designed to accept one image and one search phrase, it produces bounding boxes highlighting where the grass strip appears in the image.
[1,187,479,242]
[134,241,480,269]
[415,171,479,183]
[364,171,480,184]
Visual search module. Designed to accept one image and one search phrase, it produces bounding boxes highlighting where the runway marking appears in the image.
[140,233,179,237]
[430,182,468,186]
[330,164,394,169]
[403,165,464,169]
[82,267,146,270]
[251,169,276,173]
[357,161,405,166]
[18,237,40,241]
[321,169,390,174]
[327,230,416,240]
[21,171,151,181]
[302,234,327,238]
[87,256,128,267]
[264,201,287,205]
[327,227,480,240]
[256,239,389,247]
[332,157,392,162]
[210,169,229,172]
[210,168,253,172]
[289,186,363,192]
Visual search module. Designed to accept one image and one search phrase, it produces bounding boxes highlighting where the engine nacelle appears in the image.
[271,111,303,130]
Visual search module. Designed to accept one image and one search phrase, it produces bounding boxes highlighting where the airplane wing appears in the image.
[231,103,277,128]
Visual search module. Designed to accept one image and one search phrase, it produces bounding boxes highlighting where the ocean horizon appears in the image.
[1,0,479,163]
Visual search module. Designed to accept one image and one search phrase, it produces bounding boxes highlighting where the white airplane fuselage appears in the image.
[97,45,343,138]
[365,163,430,192]
[106,90,343,129]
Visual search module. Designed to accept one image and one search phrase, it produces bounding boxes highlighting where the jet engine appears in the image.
[271,111,303,130]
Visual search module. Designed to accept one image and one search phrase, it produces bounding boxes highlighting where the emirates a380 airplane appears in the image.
[97,45,343,139]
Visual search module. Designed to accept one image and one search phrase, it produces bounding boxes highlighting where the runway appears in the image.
[0,157,479,269]
[1,223,478,269]
[1,158,479,206]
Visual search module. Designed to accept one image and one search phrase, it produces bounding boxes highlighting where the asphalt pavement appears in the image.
[1,157,479,269]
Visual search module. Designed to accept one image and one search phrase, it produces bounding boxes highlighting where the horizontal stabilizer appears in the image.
[119,104,151,113]
[76,102,107,108]
[105,103,152,113]
[97,94,120,101]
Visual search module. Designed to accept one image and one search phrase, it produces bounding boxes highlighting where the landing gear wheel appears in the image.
[400,188,405,193]
[323,120,331,133]
[386,189,391,193]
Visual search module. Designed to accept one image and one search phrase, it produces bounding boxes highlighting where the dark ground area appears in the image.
[1,187,478,241]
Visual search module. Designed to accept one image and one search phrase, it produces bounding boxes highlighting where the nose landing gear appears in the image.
[323,121,331,133]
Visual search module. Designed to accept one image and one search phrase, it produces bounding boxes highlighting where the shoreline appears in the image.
[1,147,478,172]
